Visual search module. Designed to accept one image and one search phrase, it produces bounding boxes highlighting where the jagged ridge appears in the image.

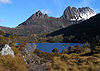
[61,6,96,21]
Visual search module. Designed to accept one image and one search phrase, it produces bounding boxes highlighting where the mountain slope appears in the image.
[48,13,100,42]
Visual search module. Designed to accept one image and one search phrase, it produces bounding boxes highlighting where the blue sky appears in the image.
[0,0,100,27]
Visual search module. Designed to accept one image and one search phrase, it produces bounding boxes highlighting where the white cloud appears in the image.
[0,19,5,22]
[0,0,12,4]
[41,9,52,14]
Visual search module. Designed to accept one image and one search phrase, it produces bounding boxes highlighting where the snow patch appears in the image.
[70,7,96,21]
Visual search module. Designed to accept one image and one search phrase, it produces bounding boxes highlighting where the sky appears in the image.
[0,0,100,27]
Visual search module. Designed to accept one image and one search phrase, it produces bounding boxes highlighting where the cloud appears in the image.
[0,19,5,22]
[0,0,12,4]
[41,9,52,14]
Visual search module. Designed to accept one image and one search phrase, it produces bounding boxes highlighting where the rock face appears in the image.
[61,6,96,21]
[0,44,14,56]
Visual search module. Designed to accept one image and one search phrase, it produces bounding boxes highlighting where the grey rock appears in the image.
[0,44,14,56]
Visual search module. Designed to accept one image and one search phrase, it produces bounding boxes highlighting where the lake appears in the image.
[30,43,84,53]
[16,43,84,53]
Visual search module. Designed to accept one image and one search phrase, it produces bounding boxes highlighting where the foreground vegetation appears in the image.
[34,42,100,71]
[0,30,100,71]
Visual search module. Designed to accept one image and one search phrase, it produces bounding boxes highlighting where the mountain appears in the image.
[61,6,96,21]
[0,6,96,36]
[15,11,72,35]
[48,13,100,42]
[18,10,49,26]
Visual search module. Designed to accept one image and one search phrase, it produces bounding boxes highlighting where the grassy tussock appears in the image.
[0,47,27,71]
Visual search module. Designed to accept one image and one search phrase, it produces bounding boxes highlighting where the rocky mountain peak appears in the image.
[61,6,96,21]
[67,6,71,9]
[35,10,43,17]
[32,10,48,18]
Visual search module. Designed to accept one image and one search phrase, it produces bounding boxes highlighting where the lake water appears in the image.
[16,43,84,53]
[31,43,84,53]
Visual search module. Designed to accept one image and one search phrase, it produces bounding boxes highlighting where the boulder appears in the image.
[0,44,14,56]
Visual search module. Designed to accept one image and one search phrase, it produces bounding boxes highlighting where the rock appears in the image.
[20,47,48,71]
[26,54,48,71]
[33,10,48,18]
[0,44,14,56]
[25,43,36,52]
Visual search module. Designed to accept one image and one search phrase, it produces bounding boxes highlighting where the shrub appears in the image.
[0,55,27,71]
[11,47,20,56]
[52,48,59,53]
[51,57,68,71]
[62,49,67,54]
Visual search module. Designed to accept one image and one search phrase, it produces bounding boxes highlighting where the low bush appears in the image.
[0,55,27,71]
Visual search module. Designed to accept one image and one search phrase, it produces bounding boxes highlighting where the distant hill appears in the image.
[48,13,100,42]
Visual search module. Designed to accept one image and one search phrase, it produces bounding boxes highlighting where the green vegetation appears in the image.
[13,33,64,43]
